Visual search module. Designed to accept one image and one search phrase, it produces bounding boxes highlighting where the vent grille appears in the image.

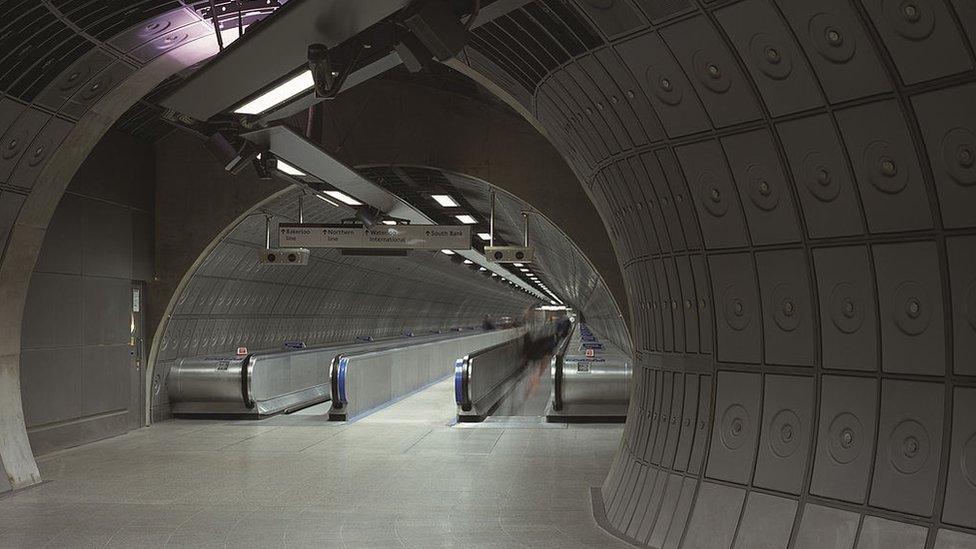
[469,0,602,93]
[0,7,92,102]
[113,101,175,142]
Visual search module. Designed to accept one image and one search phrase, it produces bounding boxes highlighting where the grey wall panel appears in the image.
[647,473,682,548]
[8,117,74,190]
[835,101,932,233]
[794,503,861,549]
[571,0,644,38]
[663,259,684,353]
[614,31,711,138]
[19,349,83,427]
[813,246,879,372]
[654,259,674,352]
[673,373,698,471]
[635,467,670,542]
[856,516,927,549]
[652,370,673,464]
[872,241,945,376]
[21,272,84,350]
[936,530,976,549]
[715,0,822,116]
[811,375,878,503]
[681,481,745,548]
[0,107,50,183]
[33,194,84,275]
[754,374,814,495]
[660,372,683,468]
[661,477,697,549]
[566,63,632,153]
[911,83,976,229]
[0,191,25,254]
[82,277,131,346]
[82,197,133,279]
[687,374,711,474]
[776,114,864,239]
[869,379,944,516]
[733,492,798,549]
[675,257,698,354]
[708,253,761,364]
[859,0,972,85]
[593,47,666,144]
[952,0,976,46]
[756,249,815,366]
[689,255,712,354]
[579,55,648,147]
[706,371,762,484]
[675,140,750,250]
[775,0,890,103]
[660,16,762,128]
[82,344,131,415]
[624,467,659,540]
[656,150,703,250]
[721,128,801,246]
[943,387,976,529]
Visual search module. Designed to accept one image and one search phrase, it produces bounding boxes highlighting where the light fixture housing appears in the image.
[440,249,455,255]
[477,233,491,241]
[455,214,477,224]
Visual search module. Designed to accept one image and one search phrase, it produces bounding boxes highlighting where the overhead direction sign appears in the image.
[279,223,471,250]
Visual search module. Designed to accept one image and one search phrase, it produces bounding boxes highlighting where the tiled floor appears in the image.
[0,376,628,548]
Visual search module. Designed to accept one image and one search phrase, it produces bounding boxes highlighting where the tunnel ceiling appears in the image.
[358,165,630,346]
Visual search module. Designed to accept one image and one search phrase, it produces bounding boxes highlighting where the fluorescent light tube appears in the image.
[324,191,362,206]
[477,233,491,241]
[455,214,477,224]
[431,194,459,207]
[441,249,455,255]
[234,70,315,115]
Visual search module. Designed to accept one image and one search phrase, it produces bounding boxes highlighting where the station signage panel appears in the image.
[279,223,471,250]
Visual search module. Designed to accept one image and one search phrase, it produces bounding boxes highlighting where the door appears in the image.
[129,282,146,429]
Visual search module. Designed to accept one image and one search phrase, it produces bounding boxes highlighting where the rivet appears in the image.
[758,179,771,196]
[826,28,843,45]
[765,47,781,63]
[880,157,897,176]
[710,188,721,202]
[907,298,921,318]
[707,64,721,78]
[958,146,974,167]
[626,90,635,98]
[817,168,831,186]
[660,77,673,91]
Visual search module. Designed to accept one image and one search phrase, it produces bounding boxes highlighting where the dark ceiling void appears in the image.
[0,1,975,547]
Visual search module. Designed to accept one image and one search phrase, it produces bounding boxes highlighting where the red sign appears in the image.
[237,347,248,356]
[585,349,595,358]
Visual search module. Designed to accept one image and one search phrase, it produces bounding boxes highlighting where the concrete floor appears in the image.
[0,375,628,548]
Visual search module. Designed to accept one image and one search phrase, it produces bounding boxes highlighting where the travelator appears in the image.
[454,322,563,421]
[546,322,632,422]
[167,328,521,418]
[326,327,528,420]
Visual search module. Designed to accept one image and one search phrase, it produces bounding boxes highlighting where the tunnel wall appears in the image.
[19,130,154,455]
[458,0,976,546]
[150,187,536,420]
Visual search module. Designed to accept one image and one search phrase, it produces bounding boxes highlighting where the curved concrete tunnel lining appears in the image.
[0,1,975,548]
[445,0,976,547]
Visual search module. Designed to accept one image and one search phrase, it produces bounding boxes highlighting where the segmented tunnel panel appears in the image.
[465,0,976,546]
